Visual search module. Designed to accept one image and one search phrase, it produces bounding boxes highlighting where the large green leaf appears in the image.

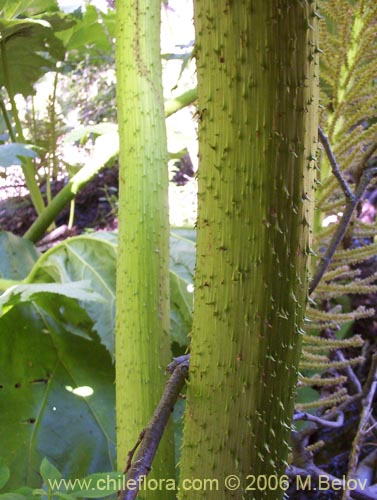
[0,232,39,280]
[26,233,117,356]
[0,2,75,98]
[0,18,65,96]
[0,302,115,490]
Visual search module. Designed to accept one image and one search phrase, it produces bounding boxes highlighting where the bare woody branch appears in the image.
[118,355,190,500]
[293,410,344,428]
[318,127,354,200]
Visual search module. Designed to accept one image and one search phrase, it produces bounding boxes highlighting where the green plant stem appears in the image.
[0,42,45,215]
[23,160,109,242]
[178,2,319,499]
[165,88,197,117]
[115,0,175,497]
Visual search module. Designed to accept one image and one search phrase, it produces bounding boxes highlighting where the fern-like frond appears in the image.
[304,321,344,331]
[353,220,377,238]
[298,0,376,418]
[295,388,349,410]
[302,334,364,349]
[301,351,329,362]
[298,375,347,387]
[322,266,360,282]
[335,123,377,164]
[315,282,377,298]
[306,305,374,323]
[330,241,377,266]
[300,356,364,371]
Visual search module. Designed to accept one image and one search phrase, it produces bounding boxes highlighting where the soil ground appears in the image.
[0,165,119,243]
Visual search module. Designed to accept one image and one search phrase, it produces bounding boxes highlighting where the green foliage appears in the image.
[0,228,194,491]
[26,74,66,192]
[0,280,104,316]
[0,0,374,493]
[0,1,75,215]
[59,5,115,55]
[25,232,118,355]
[64,123,118,145]
[0,4,70,98]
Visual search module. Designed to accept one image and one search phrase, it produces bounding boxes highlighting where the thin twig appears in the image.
[118,356,190,500]
[342,354,377,500]
[318,127,354,200]
[335,350,362,394]
[294,410,344,428]
[309,164,377,295]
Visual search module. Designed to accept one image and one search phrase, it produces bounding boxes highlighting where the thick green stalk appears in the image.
[115,1,174,499]
[179,2,319,500]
